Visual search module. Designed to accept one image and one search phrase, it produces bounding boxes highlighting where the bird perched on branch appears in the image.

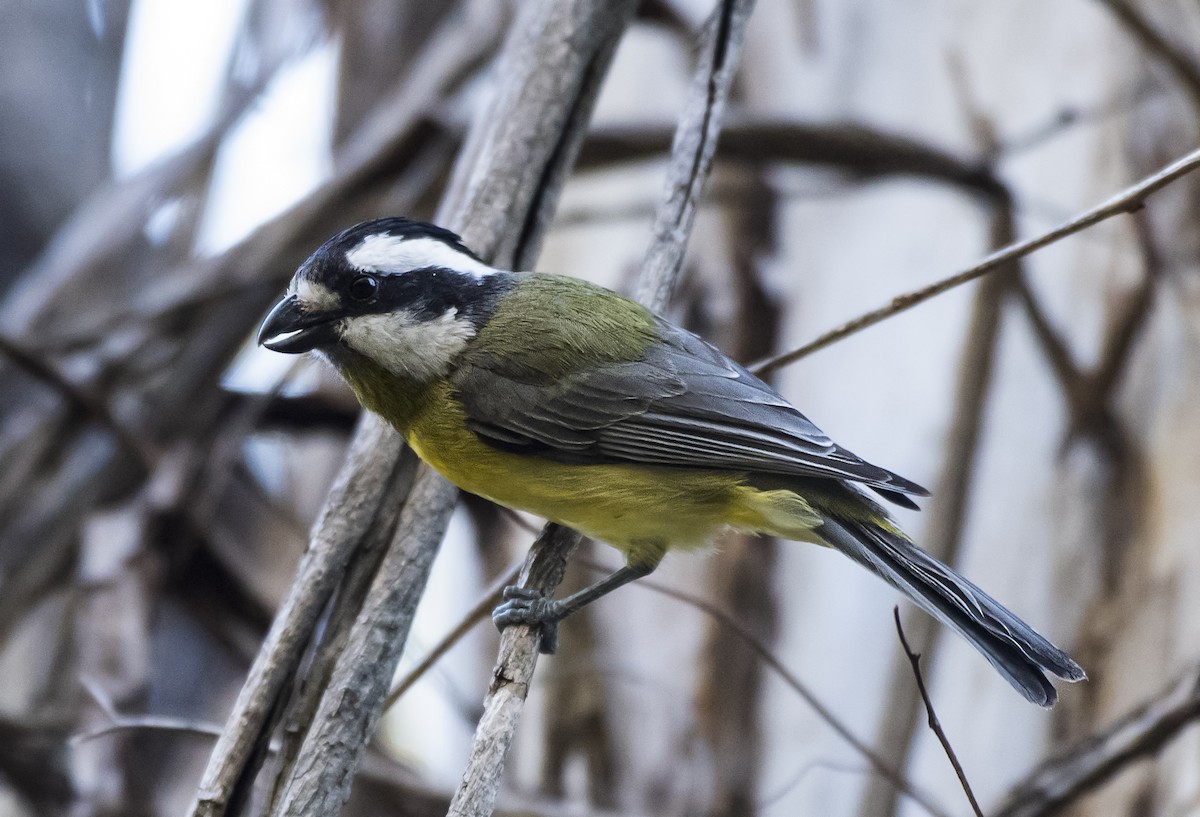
[259,216,1084,706]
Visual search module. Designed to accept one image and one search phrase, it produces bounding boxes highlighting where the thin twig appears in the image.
[375,545,944,817]
[751,145,1200,375]
[74,674,224,745]
[999,79,1161,156]
[71,718,224,745]
[635,574,950,817]
[893,608,985,817]
[0,333,155,470]
[383,561,522,709]
[1092,0,1200,117]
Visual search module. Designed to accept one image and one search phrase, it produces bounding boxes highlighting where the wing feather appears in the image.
[453,315,927,498]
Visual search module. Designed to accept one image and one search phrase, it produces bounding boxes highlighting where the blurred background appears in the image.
[2,0,1199,816]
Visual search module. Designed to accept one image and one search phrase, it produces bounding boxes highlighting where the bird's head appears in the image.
[258,218,510,381]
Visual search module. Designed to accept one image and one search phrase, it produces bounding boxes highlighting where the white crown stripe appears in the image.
[346,234,496,278]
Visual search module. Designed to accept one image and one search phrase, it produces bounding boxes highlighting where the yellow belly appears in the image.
[401,385,825,561]
[410,413,736,551]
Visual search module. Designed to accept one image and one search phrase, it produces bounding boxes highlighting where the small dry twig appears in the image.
[752,144,1200,375]
[1093,0,1200,116]
[637,573,950,817]
[73,675,224,745]
[0,333,155,470]
[383,560,522,709]
[893,608,985,817]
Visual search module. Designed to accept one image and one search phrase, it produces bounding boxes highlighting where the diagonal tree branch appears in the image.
[994,662,1200,817]
[893,609,984,817]
[751,144,1200,375]
[1092,0,1200,117]
[186,6,509,815]
[258,2,644,816]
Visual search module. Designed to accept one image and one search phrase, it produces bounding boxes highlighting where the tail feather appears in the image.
[817,516,1085,707]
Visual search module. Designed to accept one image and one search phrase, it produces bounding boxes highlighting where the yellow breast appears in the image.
[404,383,762,555]
[343,366,824,560]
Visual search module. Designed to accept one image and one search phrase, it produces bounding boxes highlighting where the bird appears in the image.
[258,216,1084,706]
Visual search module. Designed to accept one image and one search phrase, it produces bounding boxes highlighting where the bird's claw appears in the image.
[491,586,564,654]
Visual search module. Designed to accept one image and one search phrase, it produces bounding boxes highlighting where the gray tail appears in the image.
[818,517,1085,707]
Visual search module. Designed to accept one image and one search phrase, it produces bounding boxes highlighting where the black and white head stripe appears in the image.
[290,218,514,331]
[328,217,495,278]
[335,265,515,328]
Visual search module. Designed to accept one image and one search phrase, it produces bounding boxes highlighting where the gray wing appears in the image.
[452,317,927,501]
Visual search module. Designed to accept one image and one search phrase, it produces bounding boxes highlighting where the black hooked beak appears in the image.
[257,295,341,353]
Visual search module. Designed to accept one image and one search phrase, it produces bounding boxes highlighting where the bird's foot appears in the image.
[492,586,565,654]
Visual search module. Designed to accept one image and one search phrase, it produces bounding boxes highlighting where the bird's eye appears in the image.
[348,274,379,302]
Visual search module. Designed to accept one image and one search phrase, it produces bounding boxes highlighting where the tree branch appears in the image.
[577,117,1006,201]
[259,1,645,816]
[893,609,984,817]
[751,144,1200,375]
[0,333,155,470]
[190,415,412,817]
[1092,0,1200,117]
[71,672,223,752]
[994,663,1200,817]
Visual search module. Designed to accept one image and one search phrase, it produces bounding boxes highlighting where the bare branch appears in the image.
[0,333,155,470]
[1092,0,1200,116]
[578,117,1005,201]
[259,2,646,816]
[447,523,579,817]
[191,416,412,817]
[74,673,224,744]
[71,719,224,746]
[270,466,454,817]
[638,1,784,312]
[633,574,951,817]
[893,608,985,817]
[994,664,1200,817]
[383,560,522,710]
[751,145,1200,375]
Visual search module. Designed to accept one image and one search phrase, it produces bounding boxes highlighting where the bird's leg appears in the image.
[492,545,664,654]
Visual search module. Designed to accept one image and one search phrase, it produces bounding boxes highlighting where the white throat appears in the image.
[339,308,475,380]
